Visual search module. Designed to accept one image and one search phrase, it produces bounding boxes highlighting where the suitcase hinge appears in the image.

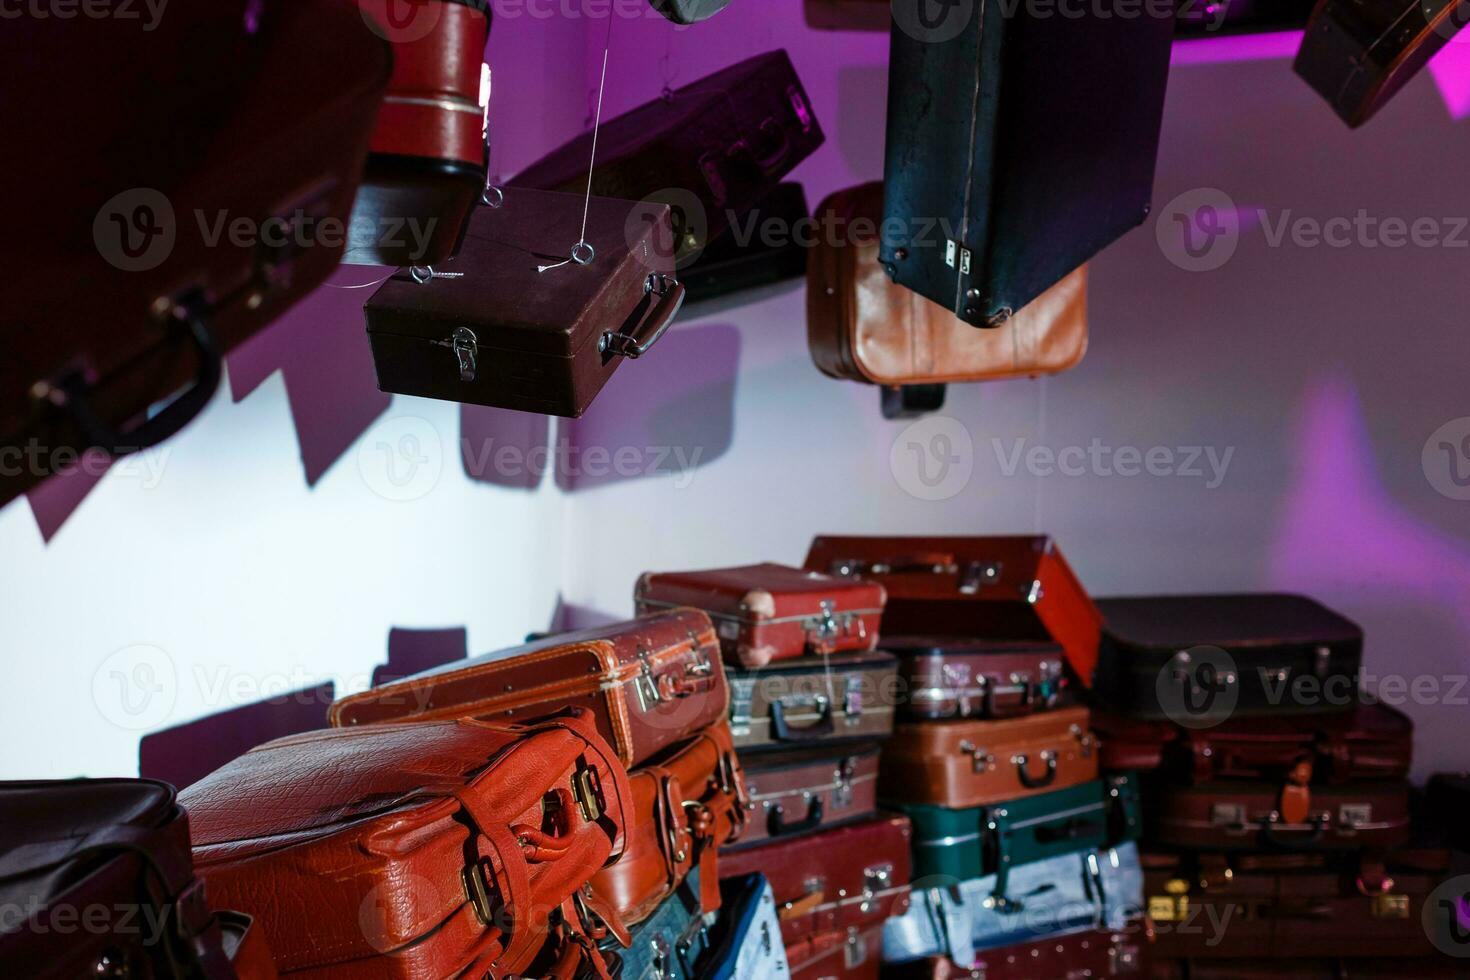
[958,740,995,774]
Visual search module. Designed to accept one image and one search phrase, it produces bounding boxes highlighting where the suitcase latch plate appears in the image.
[1339,803,1372,828]
[959,561,1002,595]
[843,926,868,968]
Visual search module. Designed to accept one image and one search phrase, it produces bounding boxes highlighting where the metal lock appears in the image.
[859,863,892,914]
[1373,893,1411,919]
[450,326,478,382]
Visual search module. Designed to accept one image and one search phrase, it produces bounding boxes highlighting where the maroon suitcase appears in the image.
[1152,780,1413,852]
[0,1,390,509]
[885,921,1151,979]
[880,636,1072,721]
[724,744,881,849]
[635,563,886,668]
[1152,961,1466,979]
[328,610,728,768]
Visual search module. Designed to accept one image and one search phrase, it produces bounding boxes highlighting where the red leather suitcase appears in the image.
[181,712,633,979]
[720,814,912,980]
[881,636,1072,721]
[884,922,1150,979]
[329,610,728,768]
[0,0,390,509]
[635,563,886,668]
[725,744,881,849]
[1152,780,1412,853]
[805,536,1103,686]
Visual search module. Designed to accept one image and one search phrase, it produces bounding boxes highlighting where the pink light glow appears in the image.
[1427,40,1470,120]
[1171,31,1304,66]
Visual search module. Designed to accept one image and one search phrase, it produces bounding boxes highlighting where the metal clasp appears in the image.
[451,326,478,382]
[634,645,663,709]
[843,675,864,723]
[959,561,1001,595]
[835,756,856,807]
[959,740,994,774]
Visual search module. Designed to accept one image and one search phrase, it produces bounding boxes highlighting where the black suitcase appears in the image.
[509,51,823,257]
[680,183,811,307]
[879,1,1174,328]
[1093,594,1363,723]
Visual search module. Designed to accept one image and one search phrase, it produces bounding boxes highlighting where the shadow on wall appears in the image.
[461,404,552,490]
[370,627,471,687]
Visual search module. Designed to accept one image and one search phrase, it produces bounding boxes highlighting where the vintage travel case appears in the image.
[599,870,712,980]
[1094,594,1365,720]
[180,712,632,979]
[1,0,390,507]
[1152,779,1413,852]
[635,563,885,667]
[681,183,811,306]
[728,744,881,848]
[510,51,823,252]
[329,610,728,768]
[587,721,749,926]
[346,0,491,267]
[808,182,1090,386]
[0,779,252,979]
[726,650,898,752]
[364,187,681,418]
[881,636,1070,721]
[879,706,1098,809]
[703,874,792,980]
[880,1,1173,327]
[806,535,1104,685]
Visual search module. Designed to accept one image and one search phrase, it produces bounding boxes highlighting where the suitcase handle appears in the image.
[47,300,222,455]
[767,796,825,838]
[1259,811,1329,847]
[1013,750,1058,790]
[600,274,684,359]
[769,695,835,743]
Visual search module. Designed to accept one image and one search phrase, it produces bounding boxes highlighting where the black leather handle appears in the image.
[768,797,825,838]
[1014,752,1058,790]
[770,697,835,743]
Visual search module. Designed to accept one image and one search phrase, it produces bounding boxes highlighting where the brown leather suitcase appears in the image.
[879,706,1098,809]
[181,712,633,979]
[880,636,1072,721]
[807,182,1089,386]
[728,651,899,753]
[884,922,1150,979]
[363,187,681,419]
[0,779,256,979]
[328,610,727,768]
[1152,780,1413,853]
[0,0,390,508]
[726,744,882,849]
[635,563,886,668]
[805,535,1103,686]
[719,813,912,979]
[587,721,750,927]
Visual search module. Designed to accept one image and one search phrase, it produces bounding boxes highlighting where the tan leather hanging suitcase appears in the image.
[807,182,1089,387]
[878,706,1098,808]
[328,610,728,768]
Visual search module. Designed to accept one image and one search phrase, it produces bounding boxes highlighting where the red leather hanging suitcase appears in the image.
[347,0,491,266]
[1152,780,1413,853]
[180,712,633,979]
[725,744,882,849]
[0,1,390,509]
[805,535,1103,686]
[881,636,1072,721]
[635,563,886,667]
[329,610,728,768]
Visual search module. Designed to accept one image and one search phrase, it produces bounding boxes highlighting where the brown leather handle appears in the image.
[599,274,684,359]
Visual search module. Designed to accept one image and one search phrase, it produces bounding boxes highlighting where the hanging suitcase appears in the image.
[726,651,899,753]
[346,0,491,267]
[1094,594,1364,722]
[599,870,713,980]
[726,744,881,849]
[703,874,792,980]
[509,51,823,254]
[882,922,1149,979]
[0,0,391,508]
[807,182,1090,387]
[180,712,632,979]
[329,609,727,768]
[681,183,811,307]
[363,187,682,418]
[1152,780,1412,852]
[805,535,1104,686]
[719,814,912,980]
[881,636,1071,721]
[635,563,886,668]
[588,722,750,926]
[878,706,1098,809]
[1294,0,1469,128]
[879,0,1173,329]
[0,779,257,980]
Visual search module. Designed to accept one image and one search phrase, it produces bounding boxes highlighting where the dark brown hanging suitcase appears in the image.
[363,188,681,418]
[727,651,899,753]
[726,744,882,848]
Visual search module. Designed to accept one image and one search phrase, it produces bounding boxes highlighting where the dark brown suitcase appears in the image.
[635,563,886,668]
[1152,780,1413,853]
[509,51,823,254]
[328,609,728,768]
[878,706,1098,809]
[725,744,881,849]
[719,813,911,979]
[880,636,1071,721]
[805,535,1104,687]
[0,0,390,508]
[363,188,681,418]
[883,921,1150,979]
[727,651,899,753]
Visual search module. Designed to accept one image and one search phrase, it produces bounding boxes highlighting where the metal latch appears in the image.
[843,674,864,723]
[808,600,840,642]
[462,861,498,925]
[634,644,662,709]
[451,326,478,382]
[844,926,868,969]
[1211,803,1248,829]
[958,740,994,774]
[959,561,1001,595]
[571,765,603,823]
[859,864,892,914]
[1340,803,1372,828]
[834,756,856,807]
[648,934,673,980]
